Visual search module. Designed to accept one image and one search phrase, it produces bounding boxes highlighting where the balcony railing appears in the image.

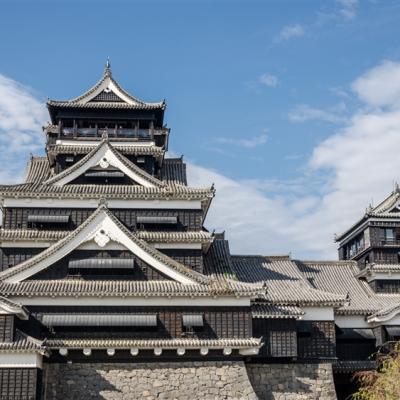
[378,239,400,246]
[60,127,155,139]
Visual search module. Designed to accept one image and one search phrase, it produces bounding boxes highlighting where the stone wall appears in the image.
[246,363,337,400]
[44,361,258,400]
[44,361,337,400]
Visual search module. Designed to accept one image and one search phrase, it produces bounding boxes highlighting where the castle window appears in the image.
[182,314,204,335]
[385,228,395,243]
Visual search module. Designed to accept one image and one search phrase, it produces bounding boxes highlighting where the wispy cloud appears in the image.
[288,103,347,124]
[214,133,268,149]
[259,73,279,87]
[0,74,46,182]
[317,0,359,25]
[336,0,358,21]
[275,24,305,42]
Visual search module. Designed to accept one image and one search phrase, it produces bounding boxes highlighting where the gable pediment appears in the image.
[0,206,208,285]
[90,89,125,103]
[44,141,165,188]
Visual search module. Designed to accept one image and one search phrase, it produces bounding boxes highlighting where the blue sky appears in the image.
[2,0,400,258]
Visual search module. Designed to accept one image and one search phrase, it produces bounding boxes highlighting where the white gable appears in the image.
[77,74,140,105]
[0,208,198,285]
[45,142,162,188]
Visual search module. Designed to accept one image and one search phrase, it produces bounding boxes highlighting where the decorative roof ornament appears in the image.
[104,57,112,77]
[395,181,400,193]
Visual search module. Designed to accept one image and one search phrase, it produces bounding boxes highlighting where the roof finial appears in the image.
[104,57,112,77]
[395,181,400,193]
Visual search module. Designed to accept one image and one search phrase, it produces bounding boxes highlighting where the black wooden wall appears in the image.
[3,208,202,231]
[297,321,336,359]
[28,306,252,340]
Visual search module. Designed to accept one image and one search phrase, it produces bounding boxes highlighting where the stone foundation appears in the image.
[44,361,258,400]
[246,363,337,400]
[44,361,337,400]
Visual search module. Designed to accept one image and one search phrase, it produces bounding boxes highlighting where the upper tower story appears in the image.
[336,186,400,267]
[336,187,400,294]
[44,61,169,176]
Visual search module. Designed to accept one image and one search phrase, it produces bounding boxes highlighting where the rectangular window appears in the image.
[385,228,395,242]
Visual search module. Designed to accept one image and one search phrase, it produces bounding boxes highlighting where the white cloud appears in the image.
[259,73,279,87]
[288,103,347,124]
[352,60,400,109]
[0,74,46,182]
[189,60,400,259]
[275,24,305,42]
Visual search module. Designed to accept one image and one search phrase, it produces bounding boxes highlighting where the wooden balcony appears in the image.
[61,127,154,140]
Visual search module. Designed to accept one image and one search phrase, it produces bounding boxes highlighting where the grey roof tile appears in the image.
[231,256,345,306]
[296,261,400,315]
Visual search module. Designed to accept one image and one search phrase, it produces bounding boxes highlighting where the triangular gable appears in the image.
[0,206,208,285]
[67,67,163,107]
[44,141,165,188]
[370,190,400,215]
[90,89,125,103]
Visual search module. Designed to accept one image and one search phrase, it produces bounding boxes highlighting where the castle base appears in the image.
[43,361,337,400]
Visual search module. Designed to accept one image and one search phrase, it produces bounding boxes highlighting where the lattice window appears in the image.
[0,368,38,400]
[90,90,124,102]
[0,315,14,342]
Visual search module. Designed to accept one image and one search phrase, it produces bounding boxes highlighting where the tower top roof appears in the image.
[47,60,165,111]
[335,187,400,242]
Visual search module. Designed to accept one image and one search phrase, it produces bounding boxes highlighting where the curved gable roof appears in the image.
[47,65,165,110]
[43,140,166,188]
[0,205,208,285]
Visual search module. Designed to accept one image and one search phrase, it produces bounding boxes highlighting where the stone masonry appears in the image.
[246,363,337,400]
[44,361,337,400]
[44,361,258,400]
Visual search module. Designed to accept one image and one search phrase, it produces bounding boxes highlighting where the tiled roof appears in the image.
[48,144,165,156]
[45,337,261,350]
[0,229,213,244]
[25,157,51,183]
[367,303,400,322]
[161,158,187,185]
[0,205,209,285]
[231,256,345,307]
[251,303,304,319]
[47,66,165,111]
[204,239,237,280]
[47,101,164,110]
[0,330,48,355]
[0,205,263,297]
[0,181,214,201]
[336,190,400,241]
[0,279,263,298]
[44,140,165,188]
[0,295,29,319]
[296,261,400,315]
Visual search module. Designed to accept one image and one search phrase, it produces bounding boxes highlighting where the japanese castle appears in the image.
[1,63,400,400]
